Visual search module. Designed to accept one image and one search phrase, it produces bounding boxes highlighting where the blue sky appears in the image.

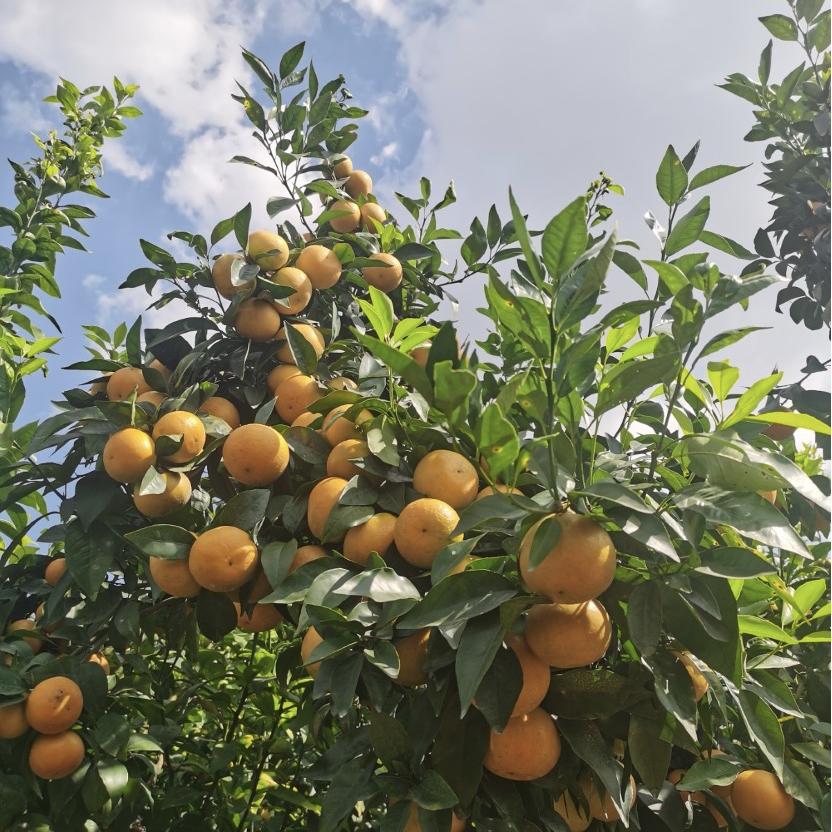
[0,0,827,426]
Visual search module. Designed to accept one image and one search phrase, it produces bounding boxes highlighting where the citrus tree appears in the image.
[0,44,830,832]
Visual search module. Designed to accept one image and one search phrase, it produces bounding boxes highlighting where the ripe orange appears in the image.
[300,626,324,676]
[525,601,612,668]
[410,345,430,367]
[212,252,245,298]
[148,358,172,382]
[275,374,322,423]
[394,498,461,568]
[518,512,616,603]
[267,363,302,393]
[344,513,397,565]
[137,390,166,409]
[328,376,357,391]
[248,230,289,271]
[731,770,794,830]
[360,202,386,231]
[403,803,466,832]
[106,366,151,401]
[29,731,85,780]
[189,526,259,592]
[483,707,561,781]
[7,619,42,653]
[583,773,637,822]
[271,266,312,315]
[412,450,479,509]
[673,651,709,702]
[235,601,282,633]
[506,634,550,717]
[222,423,290,486]
[307,477,349,540]
[345,170,373,198]
[153,410,206,464]
[44,557,67,586]
[199,396,241,429]
[149,556,201,598]
[133,471,192,517]
[102,427,156,484]
[553,790,591,832]
[475,484,522,500]
[293,411,322,429]
[327,439,369,479]
[759,489,777,505]
[363,252,403,292]
[321,404,371,446]
[0,701,29,739]
[234,297,282,342]
[87,653,110,674]
[26,676,83,734]
[333,156,353,178]
[329,199,361,233]
[296,244,342,290]
[763,424,795,442]
[394,629,431,686]
[289,544,328,573]
[276,323,325,365]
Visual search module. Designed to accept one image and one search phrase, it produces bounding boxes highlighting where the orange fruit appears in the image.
[199,396,241,429]
[153,410,206,464]
[87,653,110,674]
[248,229,289,271]
[553,790,591,832]
[476,485,522,500]
[276,323,325,365]
[266,364,302,393]
[410,345,430,367]
[234,297,282,342]
[363,252,403,292]
[518,512,616,603]
[403,803,466,832]
[343,512,396,565]
[296,244,342,290]
[137,390,166,409]
[300,626,324,676]
[0,702,29,739]
[506,635,550,717]
[212,252,246,299]
[329,199,361,233]
[360,202,386,231]
[394,629,431,686]
[189,526,259,592]
[673,651,709,702]
[731,770,794,830]
[327,439,369,479]
[7,619,42,653]
[583,773,637,822]
[321,404,371,446]
[289,544,328,573]
[102,427,156,484]
[271,266,312,315]
[293,411,321,429]
[133,471,192,517]
[275,374,322,423]
[759,489,777,505]
[44,557,67,586]
[345,169,373,198]
[394,498,460,568]
[307,477,349,540]
[332,155,353,178]
[149,556,201,598]
[222,423,290,486]
[525,601,611,668]
[328,376,358,391]
[106,366,151,401]
[763,424,795,442]
[148,358,172,382]
[235,601,282,633]
[483,707,561,781]
[412,450,479,509]
[26,676,83,734]
[29,731,85,780]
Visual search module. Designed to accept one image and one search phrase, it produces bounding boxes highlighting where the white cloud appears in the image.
[370,141,399,166]
[81,274,105,289]
[0,81,50,134]
[97,284,192,331]
[103,142,154,182]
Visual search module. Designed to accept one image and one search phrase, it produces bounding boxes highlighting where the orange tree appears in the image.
[0,44,830,832]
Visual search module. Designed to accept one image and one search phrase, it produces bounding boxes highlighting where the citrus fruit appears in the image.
[275,374,322,423]
[29,731,85,780]
[222,423,290,486]
[307,477,349,540]
[403,803,466,832]
[476,485,522,500]
[87,653,110,674]
[199,396,241,428]
[583,773,637,822]
[7,619,42,653]
[731,769,794,830]
[483,707,561,781]
[333,155,353,178]
[236,601,282,633]
[321,404,371,446]
[133,471,192,517]
[327,439,369,479]
[212,252,245,298]
[518,512,616,603]
[289,544,328,573]
[293,411,322,429]
[44,558,67,586]
[553,790,591,832]
[153,410,206,464]
[394,498,460,568]
[363,252,402,292]
[394,629,431,686]
[345,169,372,198]
[360,202,386,231]
[410,345,430,367]
[329,199,361,233]
[137,390,166,409]
[301,626,324,676]
[271,266,312,315]
[412,450,479,509]
[106,366,151,401]
[525,601,612,668]
[328,376,357,391]
[507,634,551,717]
[102,427,156,484]
[673,651,709,702]
[344,512,397,565]
[267,363,302,393]
[234,297,282,342]
[149,556,201,598]
[0,702,29,739]
[276,323,325,364]
[26,676,83,734]
[248,230,289,271]
[296,244,342,289]
[189,526,259,592]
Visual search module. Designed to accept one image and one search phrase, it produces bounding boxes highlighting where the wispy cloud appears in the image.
[103,142,154,182]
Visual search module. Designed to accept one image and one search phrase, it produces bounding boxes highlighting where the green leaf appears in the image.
[212,488,270,531]
[698,230,755,259]
[475,403,519,480]
[738,615,797,644]
[612,249,648,291]
[355,332,433,403]
[665,196,710,256]
[434,361,477,420]
[697,547,775,578]
[596,350,679,415]
[474,644,524,731]
[759,13,799,40]
[783,757,823,811]
[707,361,739,402]
[455,610,504,715]
[331,567,420,604]
[677,758,740,791]
[393,242,435,261]
[279,42,305,78]
[737,689,785,777]
[723,372,782,427]
[628,714,672,790]
[357,286,394,340]
[283,322,320,374]
[125,524,194,560]
[260,539,298,587]
[196,591,237,641]
[643,650,698,741]
[432,697,489,808]
[66,523,115,599]
[411,770,458,811]
[541,196,588,278]
[688,164,750,191]
[656,145,688,205]
[627,582,662,656]
[744,410,832,436]
[507,187,544,287]
[524,515,561,572]
[700,326,767,357]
